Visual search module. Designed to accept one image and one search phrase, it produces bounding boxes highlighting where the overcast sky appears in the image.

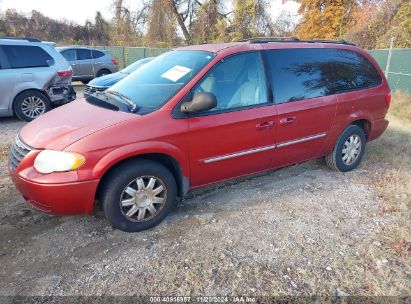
[0,0,300,25]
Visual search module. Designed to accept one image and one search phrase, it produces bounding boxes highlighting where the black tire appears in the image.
[96,69,111,78]
[13,90,51,122]
[101,159,177,232]
[325,125,366,172]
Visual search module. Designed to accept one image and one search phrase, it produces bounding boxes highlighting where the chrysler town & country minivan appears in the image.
[9,39,390,232]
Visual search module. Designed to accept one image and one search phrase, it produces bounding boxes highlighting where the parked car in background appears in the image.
[85,57,153,96]
[57,47,118,84]
[0,37,75,121]
[9,39,390,232]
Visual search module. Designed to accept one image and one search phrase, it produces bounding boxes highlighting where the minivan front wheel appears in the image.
[101,160,177,232]
[326,125,366,172]
[14,90,51,122]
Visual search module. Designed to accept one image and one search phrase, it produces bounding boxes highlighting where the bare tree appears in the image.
[170,0,191,42]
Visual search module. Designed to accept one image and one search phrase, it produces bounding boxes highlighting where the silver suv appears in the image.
[0,37,76,121]
[57,47,118,84]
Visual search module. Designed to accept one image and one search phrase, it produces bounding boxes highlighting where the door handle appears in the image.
[279,117,296,126]
[256,121,274,130]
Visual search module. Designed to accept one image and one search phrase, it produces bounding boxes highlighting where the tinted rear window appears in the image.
[265,48,382,103]
[77,49,92,60]
[331,49,382,93]
[92,50,105,58]
[2,45,53,69]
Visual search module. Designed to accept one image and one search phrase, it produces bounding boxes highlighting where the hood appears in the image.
[19,99,134,150]
[88,72,127,88]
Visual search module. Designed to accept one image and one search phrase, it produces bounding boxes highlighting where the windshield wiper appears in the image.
[103,90,137,113]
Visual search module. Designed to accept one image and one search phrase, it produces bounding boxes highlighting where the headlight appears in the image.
[34,150,85,174]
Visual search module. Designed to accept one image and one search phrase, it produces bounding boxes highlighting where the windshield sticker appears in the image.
[161,65,191,82]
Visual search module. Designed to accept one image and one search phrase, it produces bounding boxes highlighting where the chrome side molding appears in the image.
[203,144,277,164]
[203,132,327,164]
[276,133,326,148]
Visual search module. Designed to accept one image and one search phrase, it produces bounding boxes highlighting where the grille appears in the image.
[9,136,32,170]
[84,85,107,95]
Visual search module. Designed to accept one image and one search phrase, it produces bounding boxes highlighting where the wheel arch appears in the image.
[322,113,372,156]
[349,118,371,139]
[345,110,373,139]
[12,88,50,114]
[95,150,189,202]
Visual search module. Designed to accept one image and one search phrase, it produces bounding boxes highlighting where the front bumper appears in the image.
[9,164,99,215]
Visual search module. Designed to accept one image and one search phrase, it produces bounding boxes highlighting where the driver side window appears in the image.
[193,52,269,112]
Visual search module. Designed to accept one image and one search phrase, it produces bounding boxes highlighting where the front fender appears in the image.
[92,140,190,180]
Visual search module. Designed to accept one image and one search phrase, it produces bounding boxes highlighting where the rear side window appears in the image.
[77,49,92,60]
[265,48,382,103]
[331,49,382,93]
[2,45,53,69]
[92,50,105,58]
[61,49,76,61]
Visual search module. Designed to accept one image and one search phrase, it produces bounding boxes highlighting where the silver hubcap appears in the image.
[120,176,167,222]
[21,96,46,119]
[342,134,362,165]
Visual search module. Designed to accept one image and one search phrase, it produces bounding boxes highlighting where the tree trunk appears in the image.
[170,0,191,42]
[114,0,123,36]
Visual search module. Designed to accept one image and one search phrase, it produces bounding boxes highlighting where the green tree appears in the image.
[146,0,179,47]
[231,0,273,41]
[189,0,228,43]
[377,0,411,48]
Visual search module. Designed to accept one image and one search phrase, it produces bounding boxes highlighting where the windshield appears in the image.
[106,50,216,114]
[121,58,153,74]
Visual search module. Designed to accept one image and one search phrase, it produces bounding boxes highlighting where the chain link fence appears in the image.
[368,48,411,93]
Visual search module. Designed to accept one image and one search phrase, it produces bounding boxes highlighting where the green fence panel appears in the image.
[94,46,169,69]
[126,48,146,66]
[368,48,411,93]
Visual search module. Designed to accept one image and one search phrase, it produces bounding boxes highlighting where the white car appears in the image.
[0,37,76,121]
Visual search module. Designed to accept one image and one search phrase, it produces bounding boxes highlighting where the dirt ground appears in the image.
[0,89,409,297]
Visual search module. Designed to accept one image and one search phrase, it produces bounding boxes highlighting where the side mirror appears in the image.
[181,92,217,114]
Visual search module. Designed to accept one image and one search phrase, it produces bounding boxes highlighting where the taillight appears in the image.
[112,59,118,65]
[385,91,391,107]
[57,70,73,77]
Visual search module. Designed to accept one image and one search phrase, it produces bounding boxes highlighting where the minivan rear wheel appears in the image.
[101,160,177,232]
[325,125,366,172]
[14,90,51,122]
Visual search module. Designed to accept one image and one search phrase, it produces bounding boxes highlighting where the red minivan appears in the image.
[8,39,390,232]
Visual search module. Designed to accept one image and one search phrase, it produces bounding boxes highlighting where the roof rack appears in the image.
[304,39,356,46]
[241,37,356,46]
[240,37,300,43]
[0,36,41,42]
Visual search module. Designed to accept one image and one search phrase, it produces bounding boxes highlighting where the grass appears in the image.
[348,91,411,295]
[389,91,411,122]
[0,144,9,177]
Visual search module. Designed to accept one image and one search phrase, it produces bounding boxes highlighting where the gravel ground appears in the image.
[0,88,409,297]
